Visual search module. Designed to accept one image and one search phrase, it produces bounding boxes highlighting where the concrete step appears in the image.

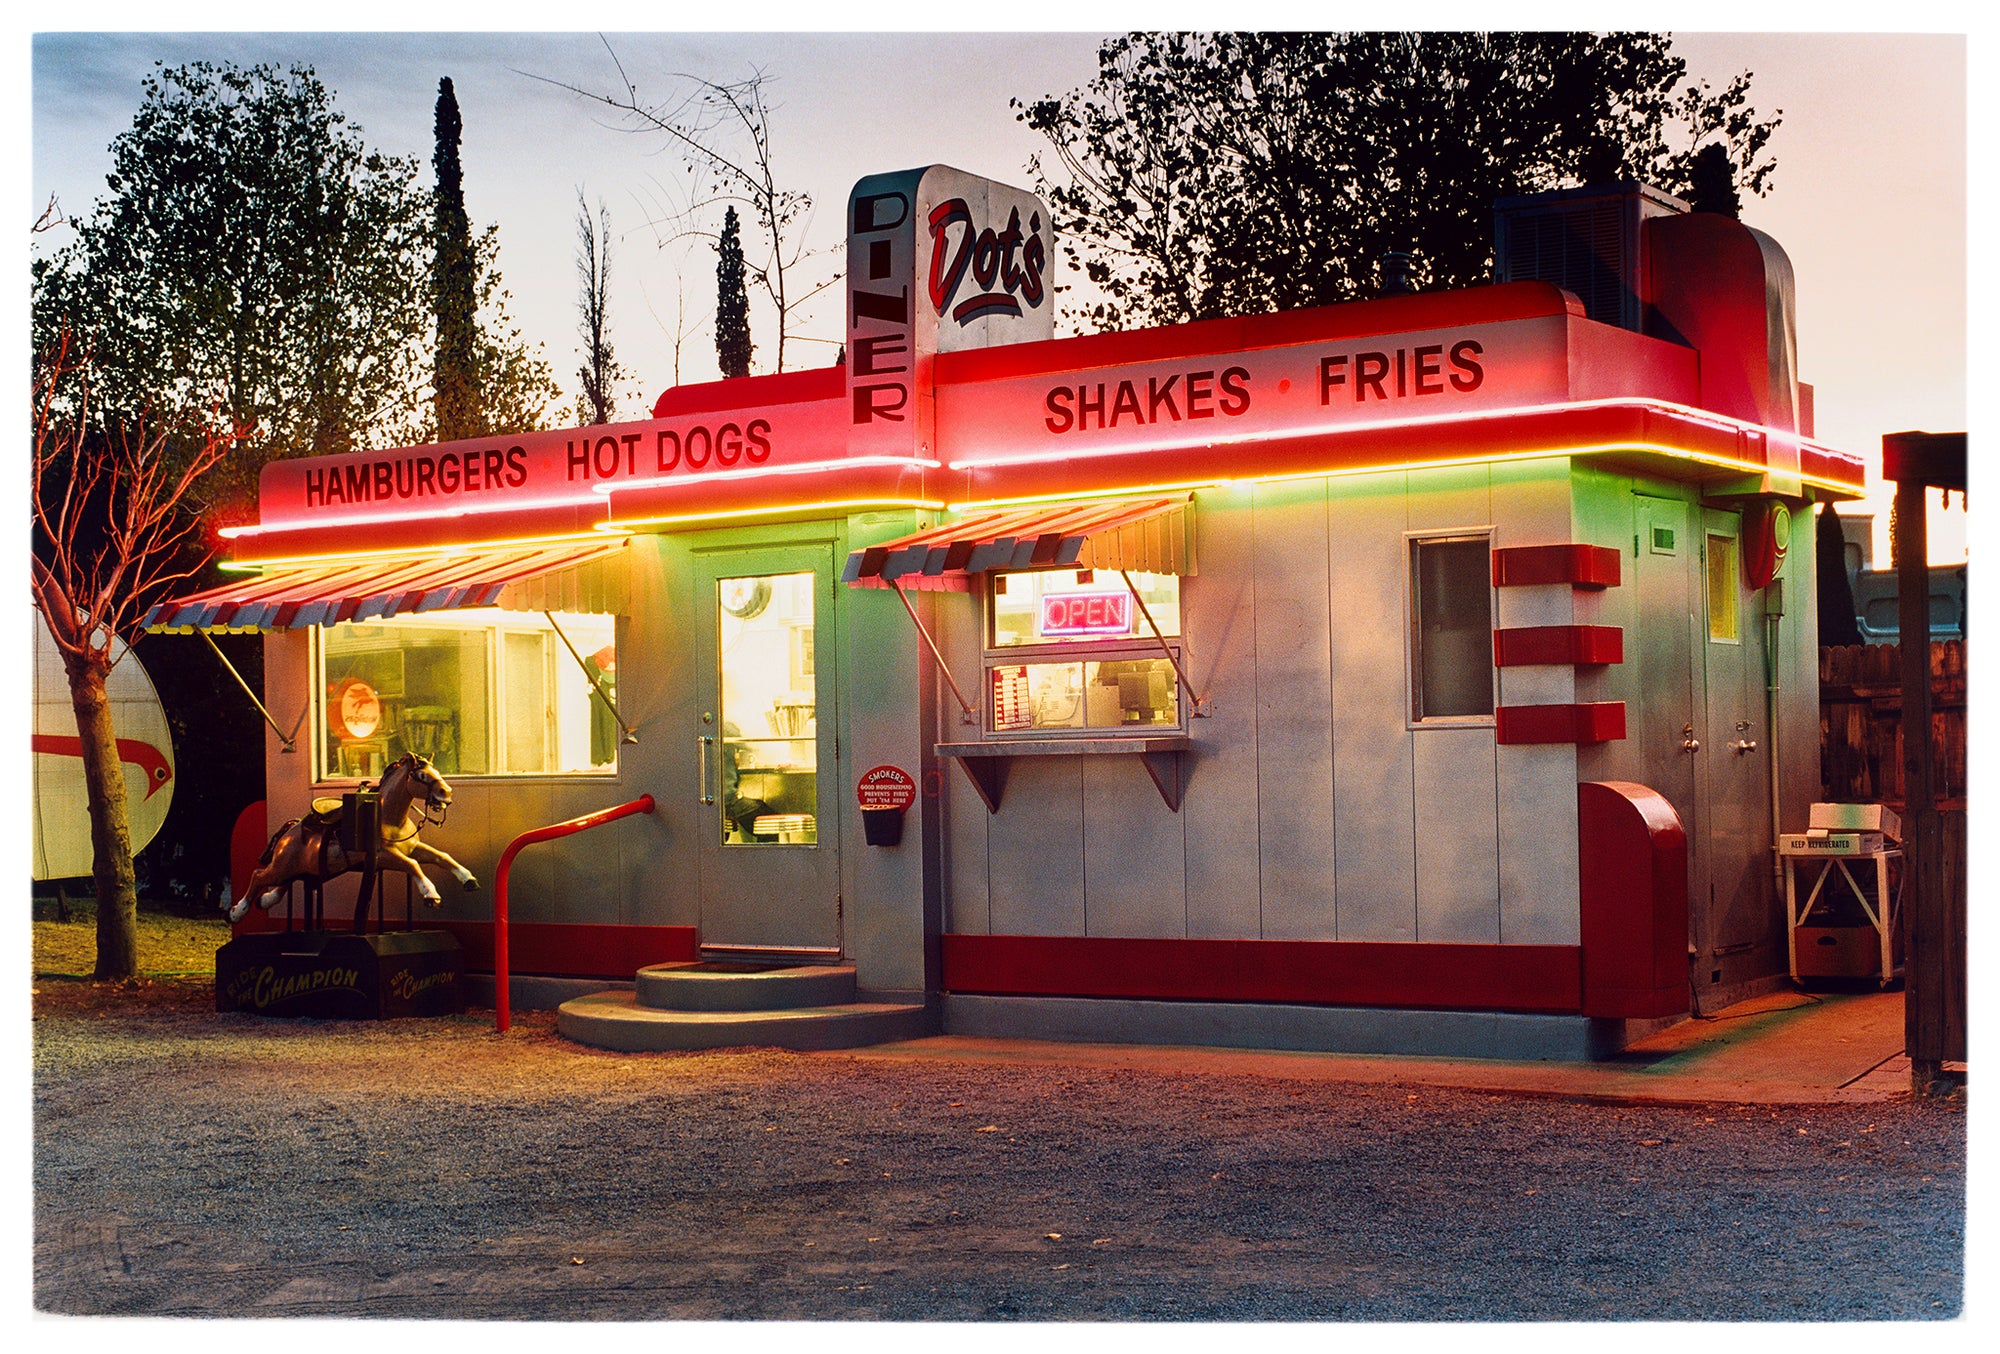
[556,989,929,1052]
[635,961,857,1012]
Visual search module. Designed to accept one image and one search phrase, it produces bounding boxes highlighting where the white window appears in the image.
[316,610,618,780]
[983,569,1184,735]
[1409,534,1494,722]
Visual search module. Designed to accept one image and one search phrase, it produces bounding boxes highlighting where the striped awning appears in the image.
[842,497,1193,592]
[144,540,631,633]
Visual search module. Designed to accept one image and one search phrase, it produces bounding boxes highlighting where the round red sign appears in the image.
[856,764,917,811]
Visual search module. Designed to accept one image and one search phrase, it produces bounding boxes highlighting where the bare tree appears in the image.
[538,51,842,373]
[32,330,247,978]
[574,191,625,424]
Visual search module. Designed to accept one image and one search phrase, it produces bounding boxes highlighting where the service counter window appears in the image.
[983,569,1184,735]
[1409,534,1495,723]
[316,609,619,780]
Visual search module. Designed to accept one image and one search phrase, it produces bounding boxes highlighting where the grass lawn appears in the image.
[32,904,232,978]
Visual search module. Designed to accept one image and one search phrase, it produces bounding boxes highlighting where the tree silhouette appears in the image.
[574,192,624,424]
[433,76,478,441]
[716,206,753,378]
[1017,32,1782,329]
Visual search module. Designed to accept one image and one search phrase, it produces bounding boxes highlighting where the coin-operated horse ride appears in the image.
[215,753,472,1019]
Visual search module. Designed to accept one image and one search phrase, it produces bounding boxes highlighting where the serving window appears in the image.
[316,609,619,780]
[982,569,1184,735]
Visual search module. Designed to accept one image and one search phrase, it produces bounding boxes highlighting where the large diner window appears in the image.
[983,568,1184,735]
[316,610,619,780]
[1409,534,1495,723]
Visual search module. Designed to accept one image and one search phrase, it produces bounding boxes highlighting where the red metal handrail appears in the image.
[491,795,655,1032]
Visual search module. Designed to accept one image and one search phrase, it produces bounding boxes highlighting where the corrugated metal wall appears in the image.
[940,458,1585,946]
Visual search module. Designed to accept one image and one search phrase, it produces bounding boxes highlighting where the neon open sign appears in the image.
[1038,590,1132,638]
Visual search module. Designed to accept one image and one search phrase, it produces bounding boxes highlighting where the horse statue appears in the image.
[229,752,479,924]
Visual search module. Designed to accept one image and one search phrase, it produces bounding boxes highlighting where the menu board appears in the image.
[990,664,1032,732]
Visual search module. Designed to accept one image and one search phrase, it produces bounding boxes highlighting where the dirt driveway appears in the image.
[33,980,1965,1321]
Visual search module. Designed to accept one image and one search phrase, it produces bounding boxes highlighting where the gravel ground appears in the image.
[33,986,1966,1322]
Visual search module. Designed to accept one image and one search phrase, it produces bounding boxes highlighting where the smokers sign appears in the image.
[856,764,917,812]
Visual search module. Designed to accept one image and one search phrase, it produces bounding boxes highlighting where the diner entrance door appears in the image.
[693,544,841,956]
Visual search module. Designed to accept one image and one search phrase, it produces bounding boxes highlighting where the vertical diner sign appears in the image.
[847,166,1054,463]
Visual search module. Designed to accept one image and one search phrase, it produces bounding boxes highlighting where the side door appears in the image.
[693,544,841,956]
[1697,507,1777,971]
[1632,494,1706,950]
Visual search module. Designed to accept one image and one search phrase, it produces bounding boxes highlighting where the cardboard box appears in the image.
[1794,924,1895,980]
[1808,802,1901,841]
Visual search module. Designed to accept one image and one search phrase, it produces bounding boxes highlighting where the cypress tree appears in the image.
[433,76,478,438]
[716,206,753,379]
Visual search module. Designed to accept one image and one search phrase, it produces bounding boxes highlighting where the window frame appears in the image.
[978,569,1188,739]
[1406,529,1498,728]
[311,609,622,784]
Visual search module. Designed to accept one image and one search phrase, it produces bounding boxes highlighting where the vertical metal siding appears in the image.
[1328,470,1420,941]
[1492,458,1584,944]
[1179,485,1265,938]
[1249,480,1340,939]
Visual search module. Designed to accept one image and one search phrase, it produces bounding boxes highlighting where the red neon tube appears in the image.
[490,795,655,1033]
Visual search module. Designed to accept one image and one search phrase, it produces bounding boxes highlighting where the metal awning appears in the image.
[144,539,632,633]
[842,496,1193,592]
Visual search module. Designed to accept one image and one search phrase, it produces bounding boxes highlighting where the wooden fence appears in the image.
[1818,640,1968,807]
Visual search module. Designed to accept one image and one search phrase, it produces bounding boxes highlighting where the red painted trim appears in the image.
[941,934,1582,1014]
[1577,781,1689,1019]
[937,282,1584,384]
[233,502,612,565]
[1492,543,1623,589]
[652,365,845,418]
[1494,702,1627,745]
[1492,625,1624,667]
[231,912,698,978]
[601,459,937,527]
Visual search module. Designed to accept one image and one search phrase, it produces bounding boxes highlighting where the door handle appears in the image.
[1681,724,1700,753]
[1729,739,1759,755]
[698,735,716,804]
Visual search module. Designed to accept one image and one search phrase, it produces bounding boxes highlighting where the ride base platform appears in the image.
[215,928,465,1019]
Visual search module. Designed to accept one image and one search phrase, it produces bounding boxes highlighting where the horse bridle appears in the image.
[401,755,451,829]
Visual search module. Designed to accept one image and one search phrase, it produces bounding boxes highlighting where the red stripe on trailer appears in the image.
[1492,543,1623,589]
[1494,702,1628,744]
[941,934,1583,1014]
[1492,625,1625,667]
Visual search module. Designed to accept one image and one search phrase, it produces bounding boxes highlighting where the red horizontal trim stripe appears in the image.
[1492,544,1623,589]
[941,934,1583,1014]
[601,460,935,527]
[652,365,846,418]
[937,282,1584,384]
[232,502,614,565]
[953,402,1825,505]
[1493,624,1625,667]
[1495,702,1627,745]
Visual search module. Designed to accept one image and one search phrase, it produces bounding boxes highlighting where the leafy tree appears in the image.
[1015,32,1782,329]
[433,76,479,441]
[716,205,753,378]
[32,62,434,508]
[32,331,247,977]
